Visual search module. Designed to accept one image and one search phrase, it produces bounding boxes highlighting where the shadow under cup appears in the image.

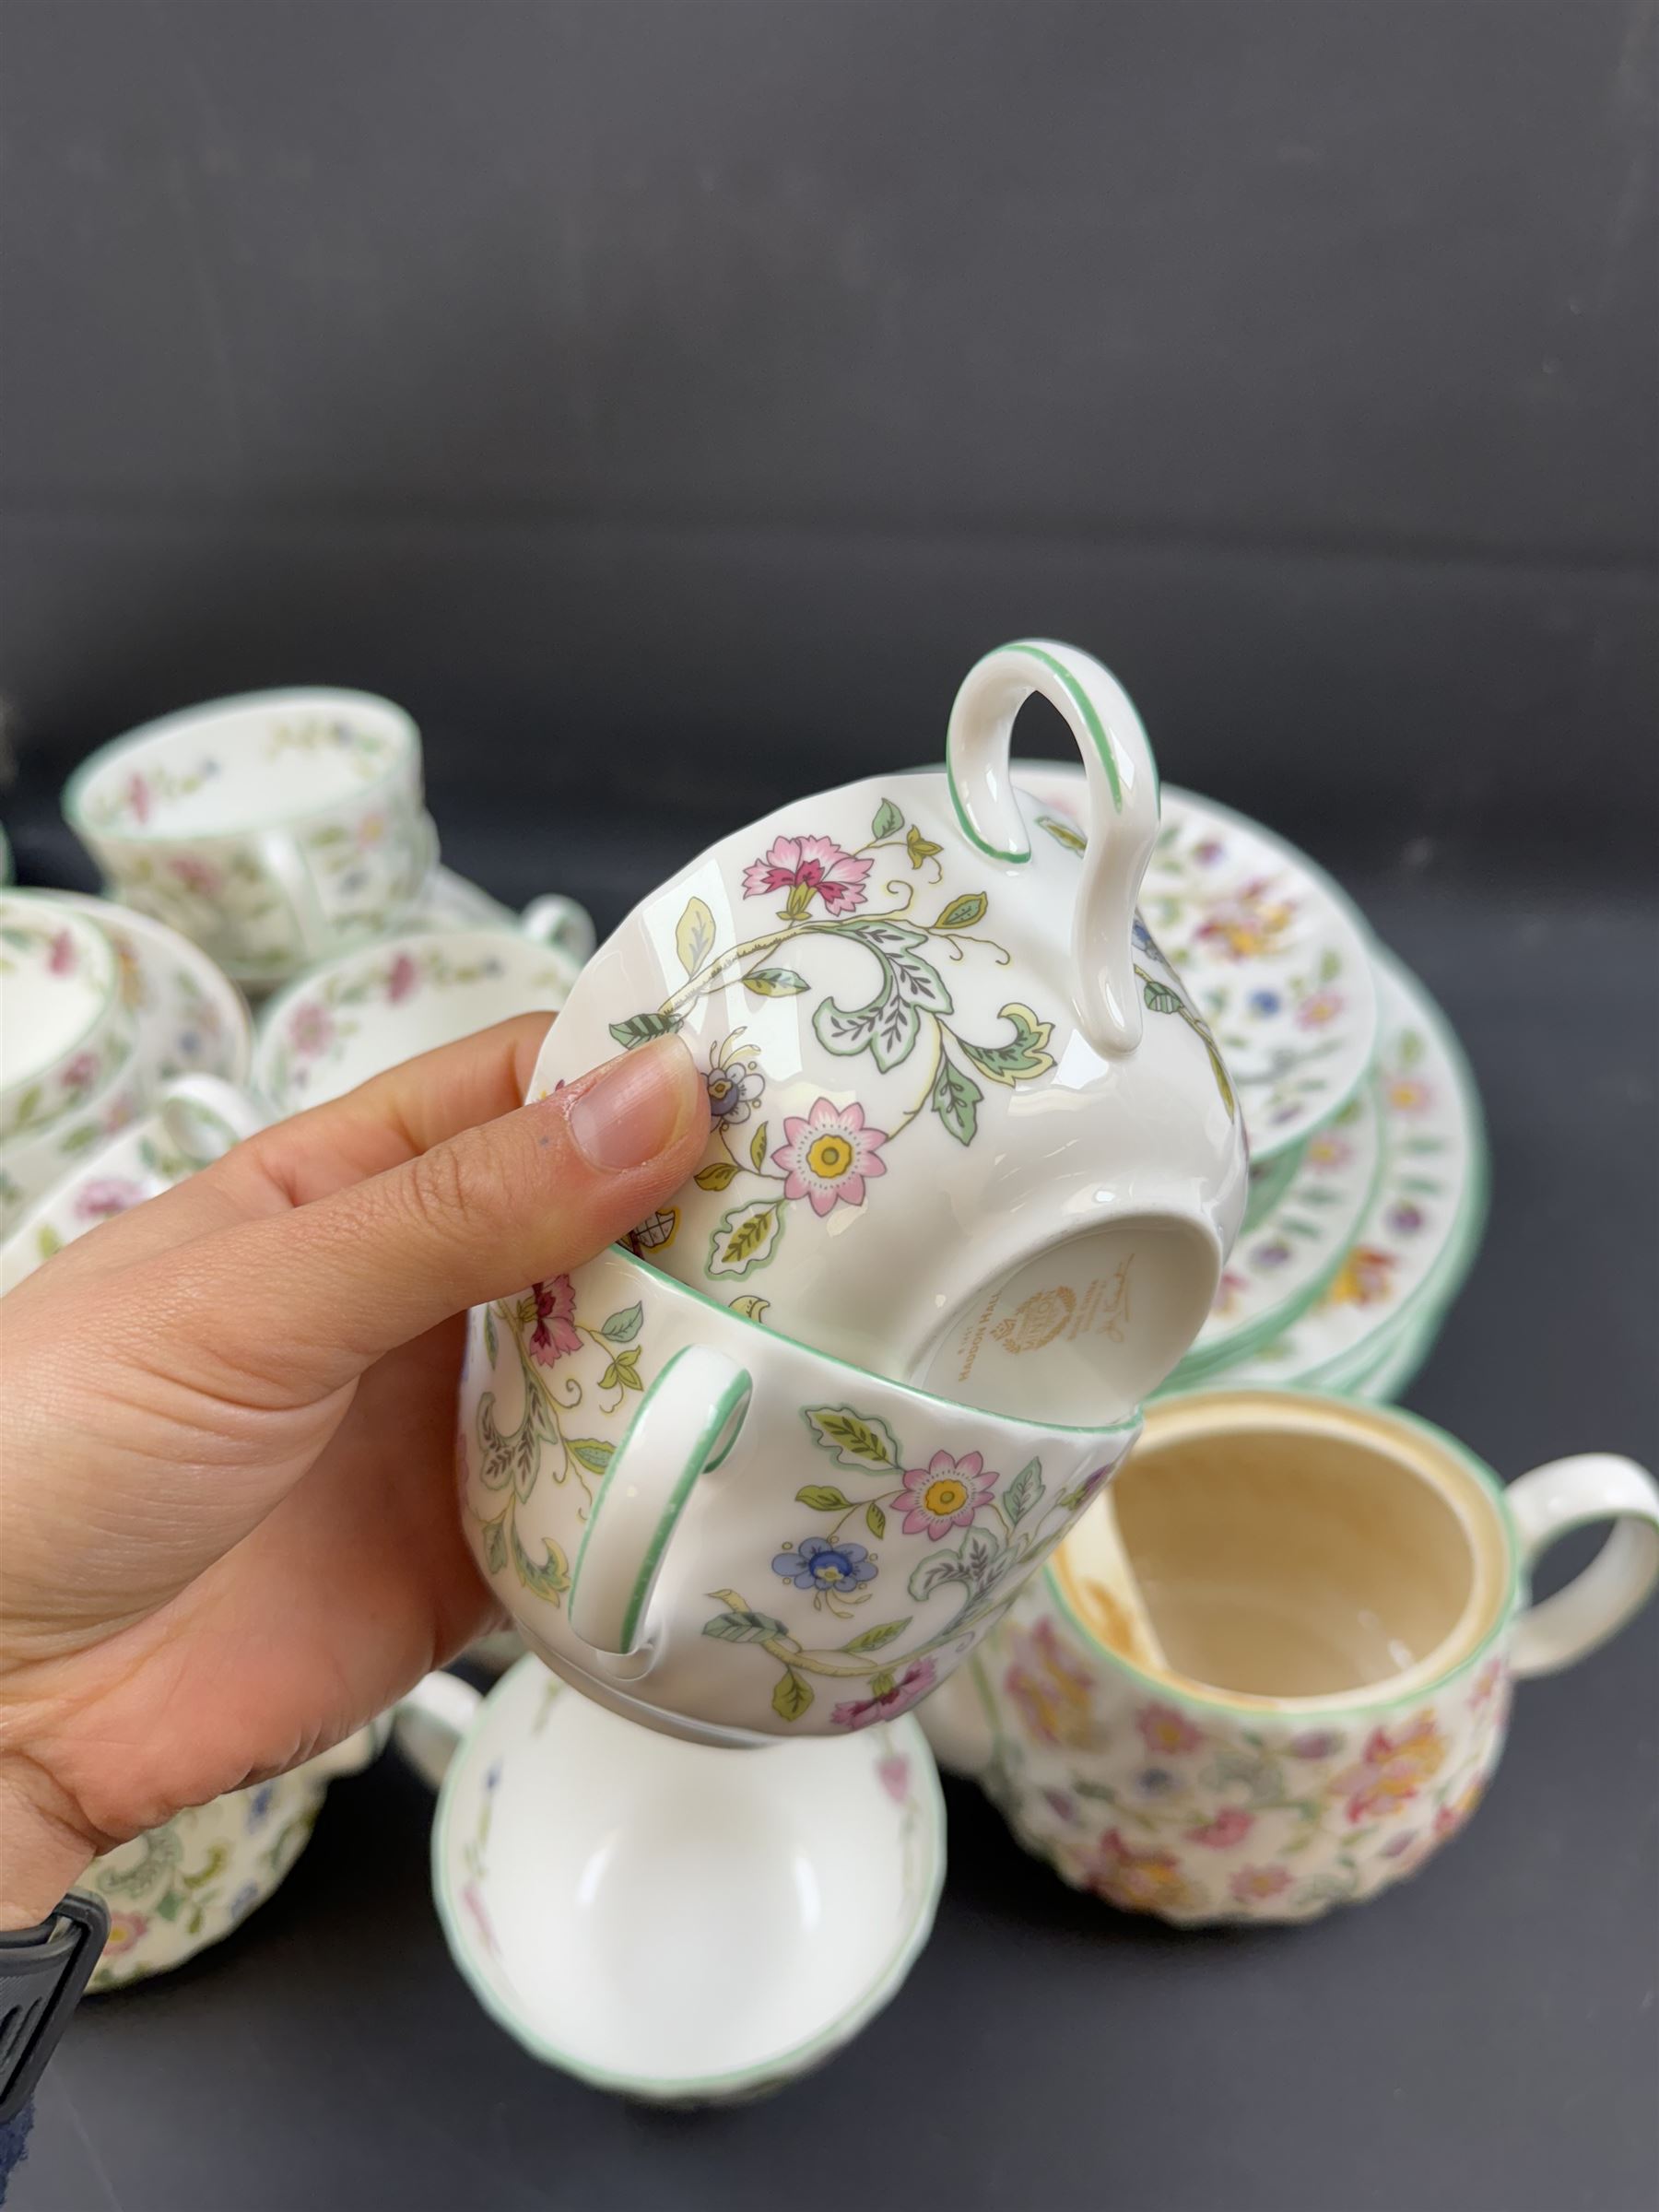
[1086,1400,1513,1702]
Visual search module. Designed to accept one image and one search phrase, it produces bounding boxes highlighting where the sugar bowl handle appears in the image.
[568,1346,754,1663]
[945,639,1159,1057]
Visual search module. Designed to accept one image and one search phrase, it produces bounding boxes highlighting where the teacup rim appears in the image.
[0,888,122,1099]
[1040,1387,1524,1723]
[64,686,421,845]
[253,920,578,1050]
[429,1654,948,2100]
[571,1239,1146,1444]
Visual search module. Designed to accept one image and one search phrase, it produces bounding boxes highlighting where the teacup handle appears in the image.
[520,894,596,970]
[568,1345,753,1662]
[945,639,1160,1058]
[392,1670,485,1792]
[1506,1453,1659,1678]
[256,831,335,963]
[156,1075,265,1164]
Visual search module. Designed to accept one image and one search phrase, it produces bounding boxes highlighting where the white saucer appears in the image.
[50,890,253,1089]
[1014,767,1380,1161]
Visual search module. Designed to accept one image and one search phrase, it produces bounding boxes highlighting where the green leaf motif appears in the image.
[749,1121,769,1172]
[511,1517,571,1602]
[743,968,809,998]
[959,1004,1056,1087]
[695,1159,740,1190]
[598,1348,642,1394]
[675,896,717,978]
[929,1051,982,1147]
[935,891,988,932]
[483,1307,499,1365]
[1037,812,1088,854]
[871,797,905,840]
[600,1302,643,1343]
[842,1616,911,1654]
[906,825,942,868]
[908,1550,963,1602]
[702,1607,786,1644]
[772,1669,814,1724]
[481,1514,509,1576]
[729,1294,770,1323]
[568,1438,615,1476]
[1003,1457,1044,1526]
[796,1484,853,1512]
[803,1405,900,1470]
[1144,980,1184,1016]
[608,1009,681,1050]
[865,1501,886,1539]
[708,1199,784,1279]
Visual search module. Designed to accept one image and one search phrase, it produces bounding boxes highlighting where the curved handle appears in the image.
[391,1670,484,1792]
[256,831,335,963]
[569,1345,752,1661]
[520,894,596,970]
[1506,1454,1659,1679]
[945,640,1160,1057]
[156,1076,264,1166]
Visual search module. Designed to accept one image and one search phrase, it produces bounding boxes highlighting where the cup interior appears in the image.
[435,1663,943,2097]
[73,689,417,839]
[0,895,116,1089]
[1061,1394,1512,1703]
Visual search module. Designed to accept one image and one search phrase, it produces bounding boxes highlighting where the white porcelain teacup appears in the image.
[252,900,592,1116]
[530,641,1248,1427]
[64,688,434,983]
[397,1660,945,2103]
[458,1242,1140,1747]
[924,1390,1659,1923]
[0,891,135,1148]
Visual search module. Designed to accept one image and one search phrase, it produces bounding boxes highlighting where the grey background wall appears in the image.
[2,0,1655,923]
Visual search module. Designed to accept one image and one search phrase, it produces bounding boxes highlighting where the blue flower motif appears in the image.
[1248,989,1282,1017]
[1135,1767,1179,1796]
[228,1882,262,1922]
[485,1759,503,1794]
[246,1783,276,1830]
[1131,916,1158,957]
[771,1536,877,1594]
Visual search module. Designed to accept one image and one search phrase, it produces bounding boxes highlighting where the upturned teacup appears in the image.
[923,1389,1659,1922]
[398,1660,944,2103]
[457,1241,1140,1747]
[529,641,1248,1427]
[64,688,434,983]
[0,891,135,1148]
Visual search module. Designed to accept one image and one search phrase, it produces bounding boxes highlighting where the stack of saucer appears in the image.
[1012,765,1488,1404]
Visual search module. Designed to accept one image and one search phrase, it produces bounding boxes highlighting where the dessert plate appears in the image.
[1013,768,1379,1161]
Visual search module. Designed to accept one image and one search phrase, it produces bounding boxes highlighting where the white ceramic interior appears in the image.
[68,689,418,838]
[426,1660,945,2100]
[0,893,121,1112]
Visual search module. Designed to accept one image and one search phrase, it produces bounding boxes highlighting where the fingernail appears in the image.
[567,1035,701,1171]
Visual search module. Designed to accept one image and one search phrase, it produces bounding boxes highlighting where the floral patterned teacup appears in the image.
[458,1241,1140,1747]
[923,1389,1659,1922]
[82,1722,387,1992]
[252,901,591,1116]
[530,641,1248,1428]
[400,1658,945,2102]
[0,891,135,1151]
[64,688,434,985]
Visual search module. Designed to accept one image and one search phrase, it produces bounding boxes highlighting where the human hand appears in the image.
[0,1020,707,1925]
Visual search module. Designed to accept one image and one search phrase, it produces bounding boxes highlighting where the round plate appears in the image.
[1011,769,1379,1162]
[50,891,253,1088]
[1173,1077,1384,1380]
[1212,946,1488,1390]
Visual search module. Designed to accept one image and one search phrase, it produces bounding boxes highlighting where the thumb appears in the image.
[158,1033,709,1400]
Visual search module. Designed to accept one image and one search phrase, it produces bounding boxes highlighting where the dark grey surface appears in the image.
[3,3,1657,2206]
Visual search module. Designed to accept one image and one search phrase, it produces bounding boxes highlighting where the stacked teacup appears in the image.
[456,641,1251,1746]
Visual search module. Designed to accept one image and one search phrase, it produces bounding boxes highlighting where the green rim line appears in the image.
[947,642,1130,864]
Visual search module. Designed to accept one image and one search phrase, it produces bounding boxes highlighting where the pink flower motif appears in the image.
[288,1003,335,1058]
[741,833,873,919]
[61,1052,99,1090]
[1136,1703,1203,1757]
[47,930,77,976]
[1471,1656,1504,1710]
[831,1657,936,1732]
[75,1177,147,1220]
[877,1754,912,1804]
[168,853,221,896]
[773,1097,888,1217]
[385,952,418,1004]
[1296,990,1343,1030]
[1194,839,1226,865]
[1230,1865,1292,1903]
[1286,1729,1346,1761]
[103,1911,150,1953]
[1387,1077,1431,1114]
[1380,1830,1420,1860]
[1305,1134,1352,1171]
[125,773,151,826]
[1186,1806,1254,1849]
[461,1879,500,1959]
[898,1450,998,1540]
[1212,1268,1247,1315]
[529,1276,581,1367]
